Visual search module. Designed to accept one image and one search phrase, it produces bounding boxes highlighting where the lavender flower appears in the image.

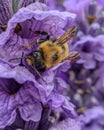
[0,0,48,34]
[63,0,91,20]
[46,0,65,11]
[98,0,104,5]
[82,106,104,130]
[73,35,104,69]
[49,117,82,130]
[59,1,104,130]
[42,1,104,130]
[0,62,42,128]
[67,0,104,69]
[0,0,13,33]
[0,0,80,130]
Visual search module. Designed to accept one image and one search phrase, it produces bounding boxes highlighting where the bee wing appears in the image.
[62,51,81,63]
[68,51,81,63]
[54,26,78,45]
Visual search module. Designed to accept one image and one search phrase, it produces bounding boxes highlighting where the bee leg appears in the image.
[29,29,50,40]
[8,57,21,62]
[0,24,7,31]
[14,23,22,33]
[62,51,80,63]
[19,52,24,66]
[31,65,46,82]
[20,30,50,49]
[37,39,47,44]
[35,31,50,40]
[0,23,22,33]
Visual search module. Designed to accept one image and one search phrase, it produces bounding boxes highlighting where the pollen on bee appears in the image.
[26,57,33,65]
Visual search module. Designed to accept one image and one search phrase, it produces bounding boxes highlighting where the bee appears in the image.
[25,26,80,71]
[0,23,22,33]
[9,26,80,80]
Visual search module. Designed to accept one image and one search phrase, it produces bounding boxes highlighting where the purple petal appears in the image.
[62,97,77,118]
[0,60,71,112]
[19,99,42,122]
[49,117,82,130]
[46,0,56,10]
[0,63,37,84]
[18,0,46,9]
[63,0,90,20]
[82,106,104,130]
[0,77,43,128]
[51,61,71,73]
[83,123,104,130]
[55,77,67,92]
[98,0,104,5]
[0,62,43,128]
[82,54,96,69]
[1,126,17,130]
[0,0,13,33]
[83,106,104,124]
[46,0,65,11]
[73,35,104,69]
[94,48,104,61]
[0,80,17,128]
[0,60,73,125]
[46,92,65,108]
[88,23,101,37]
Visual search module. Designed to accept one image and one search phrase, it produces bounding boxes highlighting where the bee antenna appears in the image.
[19,52,24,66]
[31,66,46,83]
[29,28,37,34]
[8,57,22,62]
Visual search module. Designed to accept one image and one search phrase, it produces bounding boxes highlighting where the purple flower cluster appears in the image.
[47,0,104,130]
[64,0,104,130]
[0,0,104,130]
[0,0,82,130]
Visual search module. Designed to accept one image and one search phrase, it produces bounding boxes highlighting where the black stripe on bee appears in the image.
[52,51,59,62]
[61,45,65,51]
[47,43,53,47]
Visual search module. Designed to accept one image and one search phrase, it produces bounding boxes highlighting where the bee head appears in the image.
[26,50,46,71]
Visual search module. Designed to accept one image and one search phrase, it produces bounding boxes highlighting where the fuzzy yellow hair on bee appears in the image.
[37,26,79,68]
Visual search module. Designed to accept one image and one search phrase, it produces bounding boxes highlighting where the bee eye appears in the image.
[33,51,41,57]
[52,53,58,61]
